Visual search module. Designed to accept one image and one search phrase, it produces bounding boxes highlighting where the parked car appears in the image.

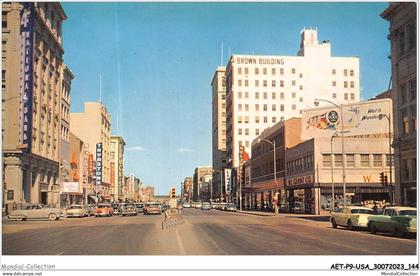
[195,202,202,209]
[135,203,144,214]
[367,206,417,237]
[86,204,96,216]
[330,206,375,230]
[217,203,227,210]
[95,204,113,217]
[120,203,137,216]
[144,202,162,215]
[182,202,191,208]
[177,204,183,210]
[201,202,211,210]
[66,205,87,218]
[226,203,237,212]
[8,204,63,221]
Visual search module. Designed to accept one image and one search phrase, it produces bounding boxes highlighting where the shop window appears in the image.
[7,190,14,200]
[334,154,343,167]
[346,154,355,167]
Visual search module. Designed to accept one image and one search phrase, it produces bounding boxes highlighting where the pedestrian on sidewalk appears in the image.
[12,201,17,210]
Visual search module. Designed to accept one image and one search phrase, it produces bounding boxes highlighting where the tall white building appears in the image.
[225,28,360,168]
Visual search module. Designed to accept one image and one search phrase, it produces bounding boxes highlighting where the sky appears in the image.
[62,2,390,195]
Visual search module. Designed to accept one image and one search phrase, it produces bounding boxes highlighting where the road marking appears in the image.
[175,229,185,255]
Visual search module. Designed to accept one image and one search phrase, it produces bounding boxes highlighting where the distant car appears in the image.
[201,202,211,210]
[8,204,63,221]
[217,203,227,210]
[135,203,144,214]
[211,203,219,209]
[177,204,183,210]
[144,202,162,215]
[195,202,202,209]
[120,203,137,216]
[182,202,191,208]
[95,204,113,217]
[66,205,87,218]
[86,204,96,216]
[368,206,417,237]
[330,206,375,230]
[226,203,237,212]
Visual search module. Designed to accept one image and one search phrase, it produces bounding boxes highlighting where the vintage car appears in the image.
[95,204,113,217]
[143,202,161,215]
[330,206,375,230]
[225,203,237,212]
[86,204,96,216]
[8,204,63,221]
[135,203,144,214]
[182,202,191,208]
[201,202,211,210]
[120,203,137,216]
[66,205,87,218]
[367,206,417,237]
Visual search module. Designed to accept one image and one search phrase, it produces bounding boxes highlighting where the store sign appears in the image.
[82,145,89,185]
[19,2,35,151]
[88,154,94,174]
[62,182,79,193]
[287,175,313,187]
[96,143,103,190]
[302,98,392,140]
[224,169,231,194]
[110,162,115,185]
[235,56,285,65]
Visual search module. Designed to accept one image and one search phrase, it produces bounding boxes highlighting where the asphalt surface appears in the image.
[2,208,416,255]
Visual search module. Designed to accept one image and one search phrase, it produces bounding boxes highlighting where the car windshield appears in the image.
[147,204,159,207]
[399,210,416,216]
[125,204,134,208]
[351,209,375,214]
[69,206,82,209]
[97,205,109,208]
[228,203,235,207]
[136,204,144,207]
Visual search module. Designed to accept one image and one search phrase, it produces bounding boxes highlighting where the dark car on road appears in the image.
[135,203,144,214]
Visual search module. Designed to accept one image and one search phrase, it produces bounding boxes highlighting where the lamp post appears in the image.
[383,114,393,204]
[330,131,338,210]
[314,98,347,208]
[213,169,223,203]
[257,138,278,215]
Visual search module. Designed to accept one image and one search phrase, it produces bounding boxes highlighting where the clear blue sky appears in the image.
[62,2,390,195]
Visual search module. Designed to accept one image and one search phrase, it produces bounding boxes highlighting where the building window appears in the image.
[344,81,348,88]
[322,154,331,167]
[272,92,276,99]
[238,92,242,99]
[292,104,296,110]
[280,80,284,87]
[292,80,296,86]
[332,93,337,99]
[255,68,259,75]
[347,154,355,167]
[245,68,249,74]
[245,104,249,111]
[373,154,382,167]
[360,154,370,167]
[332,69,336,75]
[7,190,14,200]
[255,104,259,111]
[272,80,276,87]
[410,105,416,133]
[272,68,276,75]
[263,92,267,99]
[386,154,393,167]
[238,129,242,135]
[280,92,284,99]
[272,104,276,111]
[401,109,409,135]
[255,92,259,99]
[238,104,242,111]
[350,81,354,88]
[334,154,343,167]
[238,116,242,124]
[398,27,406,57]
[272,117,276,123]
[350,70,354,77]
[255,80,259,87]
[292,92,296,98]
[409,79,416,100]
[244,116,249,123]
[280,104,284,111]
[238,68,242,74]
[255,129,259,135]
[263,117,267,123]
[407,22,416,51]
[299,85,303,90]
[291,68,296,74]
[263,104,267,111]
[263,80,267,87]
[299,73,303,78]
[238,80,242,87]
[344,69,348,76]
[351,93,355,100]
[255,116,260,123]
[245,128,249,135]
[2,12,7,29]
[344,93,348,100]
[402,159,409,180]
[280,68,284,75]
[245,80,249,87]
[263,68,267,75]
[245,92,249,99]
[299,97,303,102]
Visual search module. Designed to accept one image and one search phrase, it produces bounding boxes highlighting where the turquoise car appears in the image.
[367,206,416,237]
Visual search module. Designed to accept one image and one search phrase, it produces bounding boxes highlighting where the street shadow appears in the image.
[289,215,330,222]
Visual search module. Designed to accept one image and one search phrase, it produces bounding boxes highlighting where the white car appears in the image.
[330,206,375,230]
[182,202,191,208]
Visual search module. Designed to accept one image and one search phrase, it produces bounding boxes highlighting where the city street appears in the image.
[2,208,416,255]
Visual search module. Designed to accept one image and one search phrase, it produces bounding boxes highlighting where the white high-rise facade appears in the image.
[225,28,360,168]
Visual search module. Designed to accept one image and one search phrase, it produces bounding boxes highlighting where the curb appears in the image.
[238,211,275,217]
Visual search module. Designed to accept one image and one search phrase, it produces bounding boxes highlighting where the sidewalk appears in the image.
[239,210,331,222]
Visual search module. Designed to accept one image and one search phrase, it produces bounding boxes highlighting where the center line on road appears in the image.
[175,229,186,255]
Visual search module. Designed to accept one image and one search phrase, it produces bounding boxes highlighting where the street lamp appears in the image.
[213,169,223,203]
[383,114,393,204]
[314,98,347,208]
[257,138,278,215]
[330,131,338,210]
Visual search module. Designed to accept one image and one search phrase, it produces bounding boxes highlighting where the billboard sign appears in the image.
[96,143,103,190]
[19,2,35,151]
[62,182,79,193]
[301,99,393,140]
[224,169,231,194]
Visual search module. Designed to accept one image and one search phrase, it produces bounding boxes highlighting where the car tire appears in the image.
[48,213,57,221]
[347,220,354,231]
[368,223,377,234]
[331,218,337,228]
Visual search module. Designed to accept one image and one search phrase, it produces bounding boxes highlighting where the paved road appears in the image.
[2,208,416,255]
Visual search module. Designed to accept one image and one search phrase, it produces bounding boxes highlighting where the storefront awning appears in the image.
[89,195,98,201]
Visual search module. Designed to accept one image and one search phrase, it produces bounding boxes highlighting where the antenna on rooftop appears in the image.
[221,43,223,66]
[99,75,102,103]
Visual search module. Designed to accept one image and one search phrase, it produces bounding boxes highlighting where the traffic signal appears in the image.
[379,172,388,185]
[170,187,176,198]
